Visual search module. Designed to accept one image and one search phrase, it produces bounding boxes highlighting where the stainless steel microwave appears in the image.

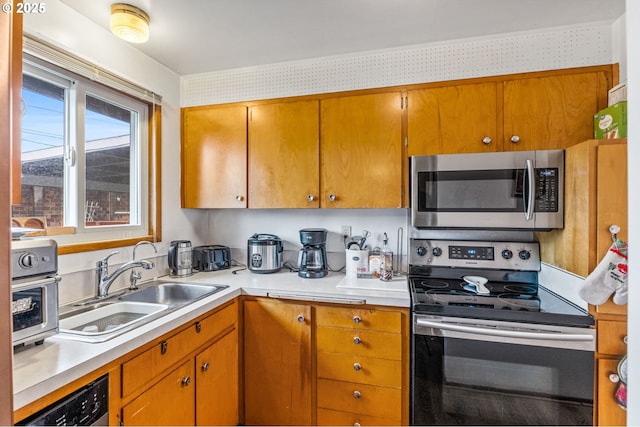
[410,150,564,230]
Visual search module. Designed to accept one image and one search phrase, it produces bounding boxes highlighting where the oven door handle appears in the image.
[415,318,594,342]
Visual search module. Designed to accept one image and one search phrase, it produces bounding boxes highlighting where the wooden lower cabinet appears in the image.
[243,298,409,426]
[243,298,313,425]
[597,358,626,426]
[123,360,195,426]
[120,301,239,426]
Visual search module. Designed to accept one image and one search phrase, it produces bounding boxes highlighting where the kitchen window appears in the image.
[12,40,161,253]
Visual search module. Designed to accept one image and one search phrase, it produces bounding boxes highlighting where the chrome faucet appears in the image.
[129,241,158,290]
[96,251,154,298]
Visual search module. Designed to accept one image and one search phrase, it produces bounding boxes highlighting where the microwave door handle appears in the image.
[523,159,535,221]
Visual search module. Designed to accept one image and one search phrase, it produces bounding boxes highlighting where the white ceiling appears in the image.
[60,0,626,76]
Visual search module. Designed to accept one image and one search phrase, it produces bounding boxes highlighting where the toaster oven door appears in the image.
[12,276,59,346]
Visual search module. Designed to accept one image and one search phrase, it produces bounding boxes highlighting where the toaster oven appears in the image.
[11,239,60,348]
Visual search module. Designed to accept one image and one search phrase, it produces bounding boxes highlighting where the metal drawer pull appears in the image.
[182,377,191,387]
[160,340,168,355]
[353,390,362,399]
[353,315,362,324]
[195,321,202,333]
[353,363,362,371]
[510,135,520,143]
[307,194,315,202]
[353,336,362,345]
[482,136,492,144]
[297,314,305,323]
[201,362,209,372]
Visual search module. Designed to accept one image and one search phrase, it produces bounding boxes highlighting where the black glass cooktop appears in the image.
[409,276,594,328]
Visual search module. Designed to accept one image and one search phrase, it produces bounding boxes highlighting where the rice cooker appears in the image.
[247,233,283,273]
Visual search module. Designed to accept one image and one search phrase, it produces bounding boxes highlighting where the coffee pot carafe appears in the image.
[168,240,193,276]
[298,228,328,278]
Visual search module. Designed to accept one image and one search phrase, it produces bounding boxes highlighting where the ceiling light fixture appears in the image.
[110,3,150,44]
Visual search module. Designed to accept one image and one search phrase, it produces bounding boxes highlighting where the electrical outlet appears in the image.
[341,225,352,239]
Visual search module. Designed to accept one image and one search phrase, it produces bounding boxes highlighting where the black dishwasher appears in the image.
[17,374,109,426]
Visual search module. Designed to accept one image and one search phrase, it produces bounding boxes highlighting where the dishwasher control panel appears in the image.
[17,374,108,426]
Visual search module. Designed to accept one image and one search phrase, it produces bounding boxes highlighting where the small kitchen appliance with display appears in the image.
[192,245,231,271]
[298,228,328,278]
[247,234,283,273]
[409,237,595,425]
[11,239,60,348]
[411,149,564,230]
[168,240,193,277]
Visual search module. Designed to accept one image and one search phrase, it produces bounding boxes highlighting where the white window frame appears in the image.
[18,40,160,250]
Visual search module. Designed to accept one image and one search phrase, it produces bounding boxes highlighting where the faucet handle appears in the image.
[98,251,120,268]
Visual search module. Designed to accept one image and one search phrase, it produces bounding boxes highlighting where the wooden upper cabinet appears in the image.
[181,105,247,208]
[502,71,610,151]
[320,92,403,208]
[408,82,499,155]
[248,100,319,208]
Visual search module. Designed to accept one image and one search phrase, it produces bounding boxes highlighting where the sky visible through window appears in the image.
[22,87,130,154]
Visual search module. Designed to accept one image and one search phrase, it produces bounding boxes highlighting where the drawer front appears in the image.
[317,326,402,360]
[317,351,402,388]
[317,379,402,421]
[598,320,627,356]
[122,302,237,397]
[315,305,402,332]
[317,408,400,426]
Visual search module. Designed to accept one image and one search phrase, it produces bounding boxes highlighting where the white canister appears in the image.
[346,249,369,278]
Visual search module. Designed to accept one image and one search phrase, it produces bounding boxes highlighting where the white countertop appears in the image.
[13,268,410,412]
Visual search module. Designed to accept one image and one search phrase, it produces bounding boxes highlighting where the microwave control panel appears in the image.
[535,168,559,212]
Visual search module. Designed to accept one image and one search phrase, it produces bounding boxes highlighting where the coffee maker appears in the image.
[298,228,328,278]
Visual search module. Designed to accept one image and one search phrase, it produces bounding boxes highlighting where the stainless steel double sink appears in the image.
[57,281,228,342]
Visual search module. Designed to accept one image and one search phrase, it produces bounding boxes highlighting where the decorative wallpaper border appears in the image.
[181,22,613,107]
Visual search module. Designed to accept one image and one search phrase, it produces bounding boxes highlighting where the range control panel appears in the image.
[410,239,541,271]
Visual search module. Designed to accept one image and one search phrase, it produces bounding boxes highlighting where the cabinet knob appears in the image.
[297,314,305,323]
[354,423,361,427]
[353,362,362,371]
[201,362,210,372]
[353,390,362,399]
[353,315,362,324]
[182,376,191,387]
[610,373,620,383]
[235,195,244,202]
[328,193,336,202]
[510,135,520,144]
[307,194,315,202]
[353,336,362,345]
[482,136,492,145]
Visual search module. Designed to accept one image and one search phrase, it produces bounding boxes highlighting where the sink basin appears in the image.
[59,301,168,337]
[119,282,228,306]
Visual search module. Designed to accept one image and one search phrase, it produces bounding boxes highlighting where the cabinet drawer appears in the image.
[598,320,627,356]
[317,351,401,388]
[317,326,401,360]
[317,408,400,426]
[315,305,401,332]
[122,302,237,397]
[597,358,626,426]
[317,379,401,421]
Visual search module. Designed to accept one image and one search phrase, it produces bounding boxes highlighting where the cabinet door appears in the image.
[320,92,402,208]
[244,299,312,425]
[181,105,247,208]
[10,7,22,204]
[195,329,239,426]
[503,72,609,151]
[248,100,320,208]
[408,83,499,155]
[122,360,195,426]
[598,358,626,426]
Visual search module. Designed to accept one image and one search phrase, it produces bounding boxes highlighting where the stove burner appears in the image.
[504,284,537,294]
[417,280,450,289]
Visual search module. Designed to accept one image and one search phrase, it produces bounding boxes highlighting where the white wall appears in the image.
[23,0,208,303]
[625,0,638,422]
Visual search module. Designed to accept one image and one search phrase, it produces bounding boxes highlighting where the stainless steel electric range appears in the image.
[409,238,595,426]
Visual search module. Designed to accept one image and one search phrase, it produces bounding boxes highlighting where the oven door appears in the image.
[411,315,594,426]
